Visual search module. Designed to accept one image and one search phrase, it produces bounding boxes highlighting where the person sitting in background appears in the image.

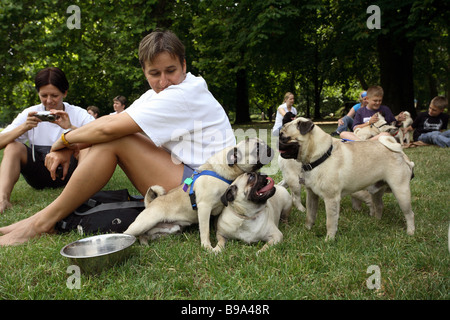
[403,96,449,148]
[0,67,94,213]
[340,86,406,141]
[331,91,367,136]
[110,95,127,114]
[87,105,100,119]
[272,92,297,136]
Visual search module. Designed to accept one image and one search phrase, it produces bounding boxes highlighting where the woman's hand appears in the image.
[25,112,41,130]
[51,109,73,130]
[44,148,74,181]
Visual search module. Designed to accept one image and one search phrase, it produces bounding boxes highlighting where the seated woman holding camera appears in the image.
[0,67,94,213]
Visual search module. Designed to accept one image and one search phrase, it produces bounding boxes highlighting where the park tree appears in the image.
[0,0,161,122]
[191,0,320,123]
[1,0,448,125]
[333,0,449,117]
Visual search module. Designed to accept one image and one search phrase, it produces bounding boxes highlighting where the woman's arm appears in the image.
[278,106,287,117]
[51,112,141,152]
[0,112,40,150]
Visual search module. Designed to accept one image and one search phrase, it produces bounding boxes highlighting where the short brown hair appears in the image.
[430,96,448,110]
[366,86,384,98]
[138,30,185,69]
[113,95,127,106]
[87,105,100,114]
[35,67,69,93]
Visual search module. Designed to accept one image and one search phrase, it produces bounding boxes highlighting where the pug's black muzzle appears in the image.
[248,172,276,204]
[278,133,299,159]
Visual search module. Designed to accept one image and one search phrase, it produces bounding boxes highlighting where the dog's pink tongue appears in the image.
[257,177,274,194]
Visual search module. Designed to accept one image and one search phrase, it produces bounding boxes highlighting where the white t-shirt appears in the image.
[272,103,297,134]
[2,102,95,147]
[126,72,235,168]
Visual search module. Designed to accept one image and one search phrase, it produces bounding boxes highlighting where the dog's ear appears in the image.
[298,120,315,135]
[226,147,243,167]
[226,147,238,167]
[220,185,237,206]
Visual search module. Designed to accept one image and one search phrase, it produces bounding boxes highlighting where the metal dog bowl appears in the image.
[60,234,136,273]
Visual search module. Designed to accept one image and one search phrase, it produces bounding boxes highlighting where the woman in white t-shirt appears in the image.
[0,67,94,213]
[0,30,235,245]
[272,92,297,136]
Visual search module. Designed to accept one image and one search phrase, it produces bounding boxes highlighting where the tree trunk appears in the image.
[313,43,321,119]
[234,68,251,124]
[377,34,416,118]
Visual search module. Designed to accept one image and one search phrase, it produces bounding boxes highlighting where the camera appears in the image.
[34,111,57,121]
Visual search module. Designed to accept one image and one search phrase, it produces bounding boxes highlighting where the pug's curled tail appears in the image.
[379,136,415,174]
[379,135,403,153]
[144,185,166,207]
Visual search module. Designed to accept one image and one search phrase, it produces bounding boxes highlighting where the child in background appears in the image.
[340,86,405,141]
[331,91,367,136]
[404,96,449,147]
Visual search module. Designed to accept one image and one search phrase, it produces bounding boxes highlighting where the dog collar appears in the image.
[183,170,233,210]
[302,145,333,172]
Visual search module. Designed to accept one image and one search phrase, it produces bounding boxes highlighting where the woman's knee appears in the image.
[3,141,28,163]
[4,141,25,153]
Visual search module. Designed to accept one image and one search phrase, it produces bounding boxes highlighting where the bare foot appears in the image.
[0,216,51,246]
[0,215,34,235]
[0,199,12,214]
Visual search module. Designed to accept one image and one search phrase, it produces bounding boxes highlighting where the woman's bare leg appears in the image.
[0,142,28,213]
[0,133,183,245]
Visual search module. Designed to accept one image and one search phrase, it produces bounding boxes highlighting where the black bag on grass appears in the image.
[56,189,145,234]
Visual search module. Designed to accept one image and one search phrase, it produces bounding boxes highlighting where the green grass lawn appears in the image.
[0,122,449,301]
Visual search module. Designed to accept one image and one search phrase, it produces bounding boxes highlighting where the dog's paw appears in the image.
[212,246,223,254]
[201,242,214,252]
[138,235,150,245]
[295,203,306,212]
[256,247,268,255]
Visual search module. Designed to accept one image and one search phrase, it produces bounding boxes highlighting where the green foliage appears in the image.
[0,0,448,125]
[0,0,158,121]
